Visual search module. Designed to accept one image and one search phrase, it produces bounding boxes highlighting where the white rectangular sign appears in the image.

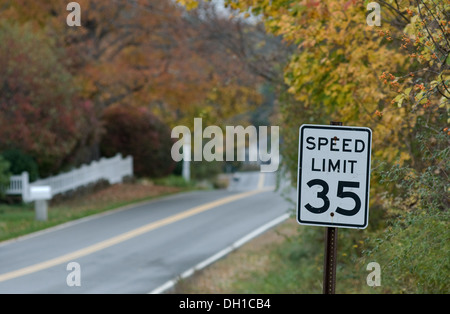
[297,124,372,229]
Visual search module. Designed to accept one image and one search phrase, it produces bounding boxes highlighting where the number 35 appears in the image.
[305,179,361,216]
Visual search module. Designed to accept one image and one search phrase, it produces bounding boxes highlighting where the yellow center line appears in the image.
[257,173,266,189]
[0,187,272,283]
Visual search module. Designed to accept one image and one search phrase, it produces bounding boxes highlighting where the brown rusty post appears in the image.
[323,226,338,294]
[323,121,342,294]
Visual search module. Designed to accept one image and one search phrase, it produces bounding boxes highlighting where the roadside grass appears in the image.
[172,218,300,294]
[0,177,196,243]
[172,208,449,294]
[171,218,376,294]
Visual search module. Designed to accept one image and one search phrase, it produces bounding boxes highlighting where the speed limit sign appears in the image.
[297,124,372,229]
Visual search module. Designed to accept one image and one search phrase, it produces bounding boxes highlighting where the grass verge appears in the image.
[0,178,193,243]
[172,209,449,294]
[170,217,377,294]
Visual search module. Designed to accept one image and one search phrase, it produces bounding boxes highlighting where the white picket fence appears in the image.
[5,154,133,202]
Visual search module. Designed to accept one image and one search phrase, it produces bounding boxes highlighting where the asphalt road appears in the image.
[0,172,293,294]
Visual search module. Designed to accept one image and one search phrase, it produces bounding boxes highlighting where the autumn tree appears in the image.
[186,1,448,203]
[179,0,449,292]
[0,21,99,177]
[374,0,449,213]
[0,0,275,170]
[0,0,267,121]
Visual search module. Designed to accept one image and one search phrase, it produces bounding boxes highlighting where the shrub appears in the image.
[1,149,39,182]
[191,160,223,180]
[153,175,192,188]
[361,122,450,293]
[101,105,176,178]
[0,155,10,196]
[364,209,449,293]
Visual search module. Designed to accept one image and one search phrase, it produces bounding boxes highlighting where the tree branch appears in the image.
[378,0,410,24]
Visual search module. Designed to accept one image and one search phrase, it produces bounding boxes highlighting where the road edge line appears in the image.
[148,212,290,294]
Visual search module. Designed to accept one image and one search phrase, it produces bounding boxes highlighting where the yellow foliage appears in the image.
[177,0,199,10]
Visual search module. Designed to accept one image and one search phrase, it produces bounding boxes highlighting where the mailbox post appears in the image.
[29,186,52,221]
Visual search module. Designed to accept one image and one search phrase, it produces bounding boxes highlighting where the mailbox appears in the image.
[29,186,52,201]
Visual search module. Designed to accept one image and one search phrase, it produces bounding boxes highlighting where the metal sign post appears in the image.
[322,121,341,294]
[323,226,338,294]
[297,120,372,294]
